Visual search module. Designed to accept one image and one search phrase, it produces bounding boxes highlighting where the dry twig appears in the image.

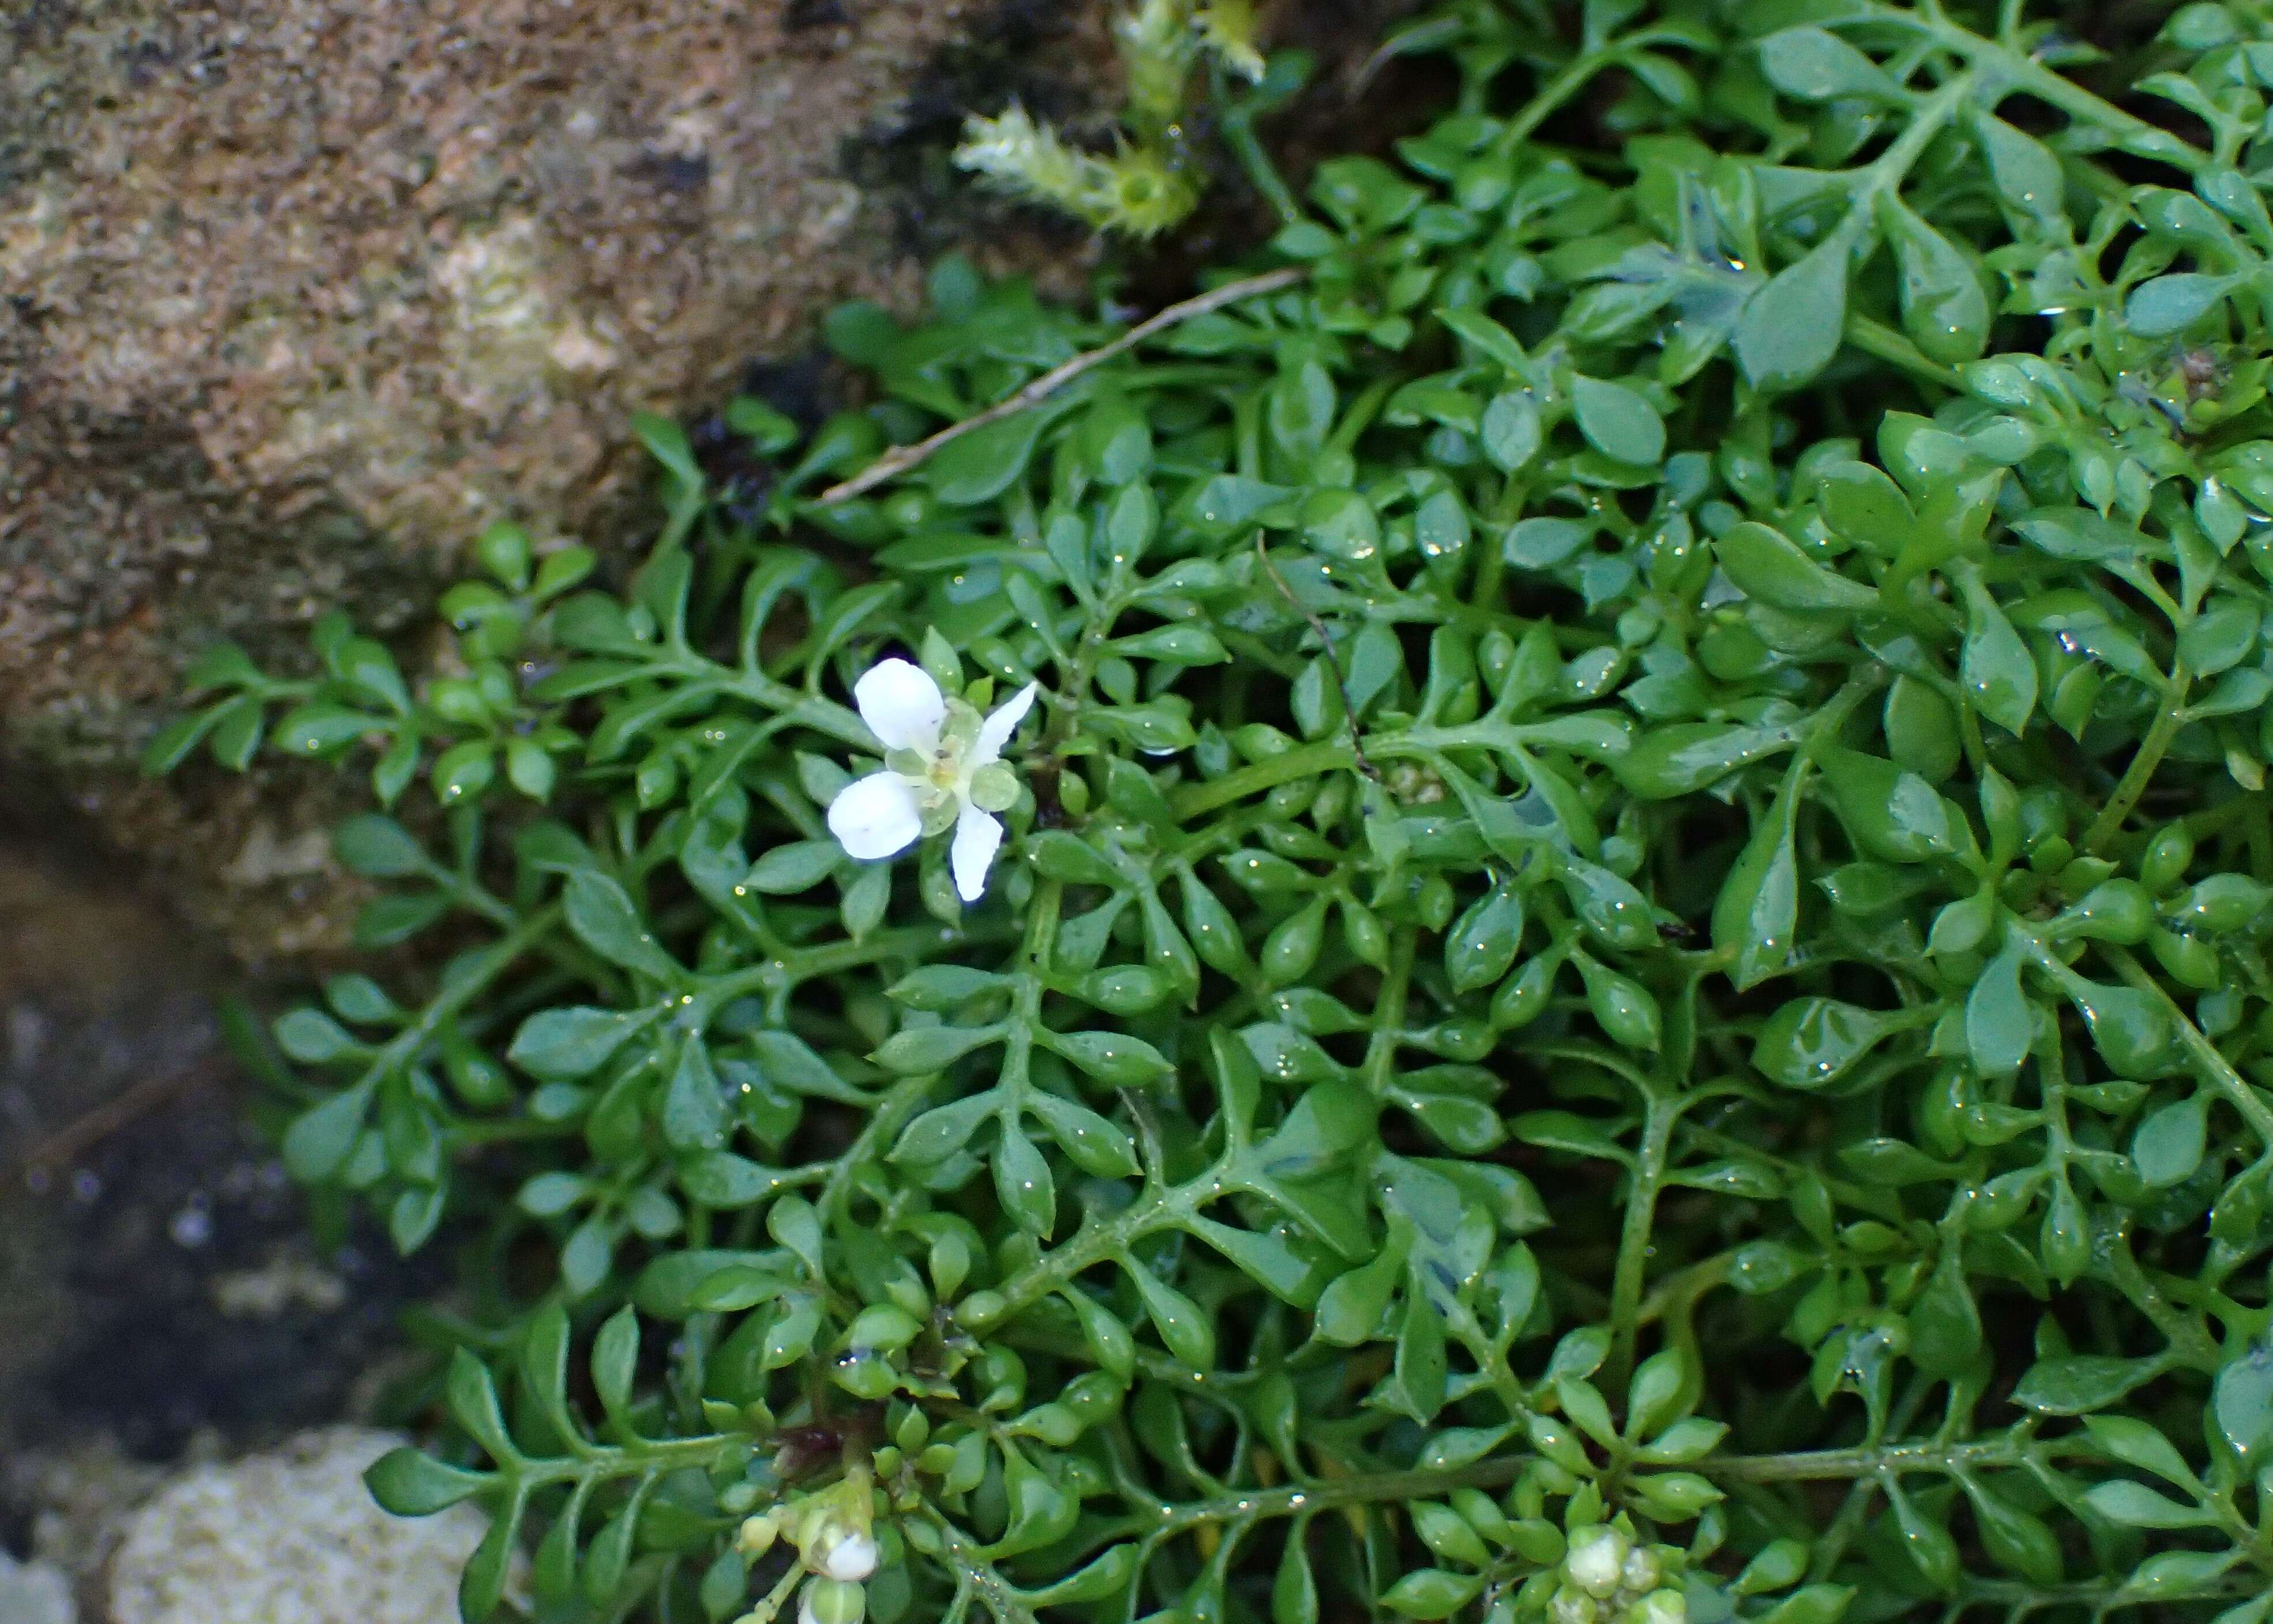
[817,266,1307,506]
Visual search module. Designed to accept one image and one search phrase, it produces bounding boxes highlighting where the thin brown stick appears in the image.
[14,1055,222,1178]
[817,266,1308,506]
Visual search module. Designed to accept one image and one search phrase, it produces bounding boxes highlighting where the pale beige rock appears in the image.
[0,1553,76,1624]
[106,1427,504,1624]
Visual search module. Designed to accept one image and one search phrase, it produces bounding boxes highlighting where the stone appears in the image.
[104,1427,508,1624]
[0,0,1417,964]
[0,1554,75,1624]
[0,0,1117,961]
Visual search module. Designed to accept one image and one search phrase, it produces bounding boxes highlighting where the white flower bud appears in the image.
[1620,1546,1662,1595]
[818,1530,879,1582]
[1565,1528,1631,1600]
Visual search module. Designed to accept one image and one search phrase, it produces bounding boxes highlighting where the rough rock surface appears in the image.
[103,1427,502,1624]
[0,0,1419,964]
[0,0,1116,961]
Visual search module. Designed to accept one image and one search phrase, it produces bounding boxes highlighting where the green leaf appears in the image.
[1715,522,1876,612]
[1736,235,1849,392]
[2012,1356,2160,1415]
[592,1305,639,1417]
[1965,941,2032,1076]
[2213,1342,2273,1464]
[335,814,428,877]
[365,1447,488,1516]
[872,1023,1002,1075]
[1753,998,1896,1092]
[1570,376,1666,465]
[1713,777,1800,991]
[1882,197,1989,362]
[510,1008,646,1082]
[282,1085,373,1182]
[747,839,844,894]
[1757,27,1900,102]
[1047,1029,1176,1086]
[563,870,681,981]
[662,1041,729,1151]
[1125,1259,1214,1366]
[2132,1093,2208,1187]
[926,411,1048,505]
[2126,272,2235,338]
[2085,1479,2211,1529]
[1908,1251,1982,1376]
[1960,573,2039,735]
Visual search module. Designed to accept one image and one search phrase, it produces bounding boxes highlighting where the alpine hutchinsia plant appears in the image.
[147,1,2273,1622]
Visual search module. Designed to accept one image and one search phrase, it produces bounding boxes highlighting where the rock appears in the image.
[104,1427,507,1624]
[0,0,1420,965]
[0,0,1119,962]
[0,1554,75,1624]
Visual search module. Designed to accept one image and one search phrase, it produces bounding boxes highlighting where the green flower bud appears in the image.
[800,1578,867,1624]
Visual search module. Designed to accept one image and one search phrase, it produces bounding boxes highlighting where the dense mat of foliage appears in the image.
[151,2,2273,1621]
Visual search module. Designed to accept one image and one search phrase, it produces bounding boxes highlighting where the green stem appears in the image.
[2081,668,2192,854]
[1704,1430,2076,1483]
[1605,1092,1677,1390]
[2085,942,2273,1150]
[1170,740,1357,820]
[1892,2,2209,167]
[1843,312,1965,390]
[1140,1455,1525,1535]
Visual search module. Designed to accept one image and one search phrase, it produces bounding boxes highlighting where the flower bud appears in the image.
[800,1578,867,1624]
[1549,1586,1600,1624]
[737,1513,780,1558]
[1565,1527,1630,1599]
[1620,1546,1662,1594]
[1623,1589,1686,1624]
[817,1530,879,1582]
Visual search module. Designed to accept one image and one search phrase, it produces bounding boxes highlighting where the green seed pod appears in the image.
[1261,896,1329,985]
[1577,957,1662,1050]
[2047,879,2155,943]
[2164,872,2271,933]
[1491,953,1562,1031]
[2148,925,2221,989]
[2139,826,2194,892]
[1342,899,1391,968]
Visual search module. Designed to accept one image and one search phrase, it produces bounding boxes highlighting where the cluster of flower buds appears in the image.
[730,1469,882,1624]
[1547,1526,1684,1624]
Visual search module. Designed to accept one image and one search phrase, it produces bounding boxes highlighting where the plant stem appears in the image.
[2081,668,2192,854]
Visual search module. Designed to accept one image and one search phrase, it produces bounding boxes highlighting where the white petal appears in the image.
[853,658,946,753]
[827,772,923,860]
[973,680,1040,765]
[950,802,1005,902]
[819,1532,878,1582]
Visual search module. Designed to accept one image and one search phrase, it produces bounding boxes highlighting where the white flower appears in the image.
[815,1530,878,1582]
[825,657,1039,903]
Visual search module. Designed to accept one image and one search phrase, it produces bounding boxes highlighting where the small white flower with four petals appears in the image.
[825,658,1039,903]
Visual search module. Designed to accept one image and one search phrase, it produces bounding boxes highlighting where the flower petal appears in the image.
[950,802,1005,902]
[827,772,923,861]
[853,658,946,753]
[973,680,1040,765]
